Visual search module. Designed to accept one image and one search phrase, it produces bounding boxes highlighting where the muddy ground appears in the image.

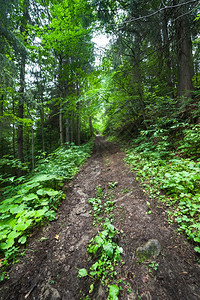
[0,136,200,299]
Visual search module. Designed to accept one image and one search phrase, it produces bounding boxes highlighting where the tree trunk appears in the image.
[17,59,25,164]
[77,102,81,146]
[17,0,29,168]
[162,10,173,89]
[0,93,3,157]
[40,96,45,152]
[134,36,146,125]
[173,0,194,97]
[12,96,16,157]
[41,109,45,152]
[89,116,93,137]
[59,108,63,145]
[0,94,3,140]
[65,118,70,144]
[31,127,35,170]
[71,111,74,143]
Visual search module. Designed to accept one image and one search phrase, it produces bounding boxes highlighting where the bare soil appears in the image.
[0,136,200,300]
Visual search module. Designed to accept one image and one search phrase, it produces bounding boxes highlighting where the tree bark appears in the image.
[17,0,29,167]
[65,118,70,144]
[77,102,81,146]
[71,111,74,143]
[12,96,16,157]
[162,10,173,89]
[59,108,63,145]
[89,116,93,137]
[31,127,35,170]
[173,0,194,97]
[40,106,45,152]
[134,35,146,125]
[17,54,25,163]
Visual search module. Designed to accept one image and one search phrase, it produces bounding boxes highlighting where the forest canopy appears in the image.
[0,0,200,166]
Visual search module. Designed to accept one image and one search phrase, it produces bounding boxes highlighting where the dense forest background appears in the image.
[0,0,200,265]
[0,0,200,169]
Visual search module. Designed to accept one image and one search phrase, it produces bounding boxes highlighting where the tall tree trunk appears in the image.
[173,0,194,97]
[0,93,3,157]
[40,107,45,152]
[17,0,29,168]
[59,108,63,145]
[31,127,35,170]
[71,111,74,143]
[77,102,81,146]
[65,118,70,144]
[134,35,146,125]
[12,96,16,157]
[89,116,93,137]
[162,10,173,89]
[17,54,25,164]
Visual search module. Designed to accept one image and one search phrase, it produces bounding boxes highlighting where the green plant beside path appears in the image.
[78,185,132,299]
[0,140,94,278]
[124,125,200,254]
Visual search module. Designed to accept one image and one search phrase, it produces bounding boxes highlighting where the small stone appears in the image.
[64,265,70,272]
[50,287,61,300]
[127,293,137,300]
[136,239,161,261]
[80,212,90,218]
[95,284,106,300]
[41,285,61,300]
[75,207,86,215]
[69,246,75,252]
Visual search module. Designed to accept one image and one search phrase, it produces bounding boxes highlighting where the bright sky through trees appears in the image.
[92,33,110,65]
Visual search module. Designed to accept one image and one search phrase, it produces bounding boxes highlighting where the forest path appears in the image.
[0,136,200,300]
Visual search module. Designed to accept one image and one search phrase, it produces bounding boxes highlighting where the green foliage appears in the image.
[78,268,88,278]
[87,219,123,281]
[178,124,200,158]
[35,141,93,179]
[0,140,93,275]
[125,121,200,253]
[108,284,119,300]
[78,185,127,298]
[148,262,159,272]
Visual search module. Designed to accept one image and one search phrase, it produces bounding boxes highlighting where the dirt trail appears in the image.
[0,136,200,300]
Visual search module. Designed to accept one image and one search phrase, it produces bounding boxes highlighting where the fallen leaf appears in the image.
[55,234,59,240]
[142,275,149,283]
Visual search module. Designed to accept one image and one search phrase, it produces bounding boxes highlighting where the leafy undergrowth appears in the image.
[78,185,132,299]
[0,141,94,279]
[124,121,200,254]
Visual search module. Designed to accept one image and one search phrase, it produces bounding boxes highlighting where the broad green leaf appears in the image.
[103,242,114,258]
[36,189,47,196]
[10,205,25,214]
[90,262,99,271]
[18,236,27,244]
[23,193,38,201]
[194,246,200,253]
[37,188,59,197]
[89,283,94,293]
[78,268,88,278]
[15,223,28,231]
[29,174,63,183]
[108,284,119,300]
[46,190,59,197]
[94,236,103,245]
[15,219,32,231]
[0,238,15,250]
[34,209,47,218]
[7,230,21,239]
